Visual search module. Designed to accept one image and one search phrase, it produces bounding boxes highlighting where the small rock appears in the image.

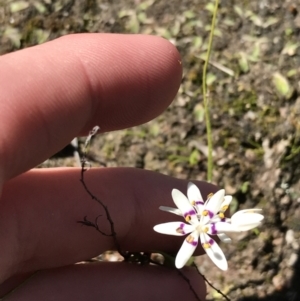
[285,229,295,244]
[244,110,257,120]
[285,268,294,287]
[224,183,237,195]
[287,253,298,267]
[272,274,285,291]
[216,157,228,166]
[272,237,283,246]
[245,149,257,162]
[280,210,287,221]
[292,241,299,251]
[274,187,284,197]
[280,195,290,205]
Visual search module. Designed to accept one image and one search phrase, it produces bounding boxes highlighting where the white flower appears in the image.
[153,183,264,270]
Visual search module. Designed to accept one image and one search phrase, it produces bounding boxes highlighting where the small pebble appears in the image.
[292,241,299,251]
[287,253,298,267]
[280,195,290,205]
[272,274,285,291]
[285,229,294,244]
[272,237,283,246]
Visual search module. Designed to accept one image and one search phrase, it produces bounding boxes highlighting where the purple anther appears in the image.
[208,238,214,245]
[189,240,198,246]
[210,223,217,235]
[208,210,214,218]
[184,209,196,218]
[176,223,186,234]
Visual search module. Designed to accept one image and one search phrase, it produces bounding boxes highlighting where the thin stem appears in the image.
[79,126,124,254]
[79,166,123,255]
[150,258,202,301]
[193,263,231,301]
[202,0,219,183]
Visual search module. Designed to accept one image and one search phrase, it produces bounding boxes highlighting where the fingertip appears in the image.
[78,34,183,132]
[0,34,182,180]
[48,33,183,132]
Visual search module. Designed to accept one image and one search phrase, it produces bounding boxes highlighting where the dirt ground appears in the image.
[1,0,300,300]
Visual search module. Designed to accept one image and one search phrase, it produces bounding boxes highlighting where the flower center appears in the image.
[196,224,209,234]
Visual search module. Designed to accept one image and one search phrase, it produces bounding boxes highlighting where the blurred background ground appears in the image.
[1,0,300,300]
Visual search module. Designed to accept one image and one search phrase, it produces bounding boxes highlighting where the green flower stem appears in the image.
[202,0,219,183]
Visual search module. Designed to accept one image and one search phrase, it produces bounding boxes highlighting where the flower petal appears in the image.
[187,182,204,212]
[200,232,228,271]
[232,222,262,231]
[159,206,182,216]
[201,189,225,224]
[232,208,263,216]
[153,222,194,236]
[219,195,232,213]
[175,230,199,268]
[172,189,198,224]
[231,210,264,225]
[208,221,262,233]
[206,222,240,234]
[217,233,232,243]
[209,216,227,223]
[236,208,263,214]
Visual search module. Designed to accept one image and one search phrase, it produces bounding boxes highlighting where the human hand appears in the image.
[0,34,216,300]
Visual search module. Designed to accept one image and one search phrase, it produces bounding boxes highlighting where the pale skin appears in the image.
[0,34,217,300]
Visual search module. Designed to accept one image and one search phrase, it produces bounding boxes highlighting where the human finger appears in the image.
[1,262,206,301]
[0,167,217,281]
[0,34,182,183]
